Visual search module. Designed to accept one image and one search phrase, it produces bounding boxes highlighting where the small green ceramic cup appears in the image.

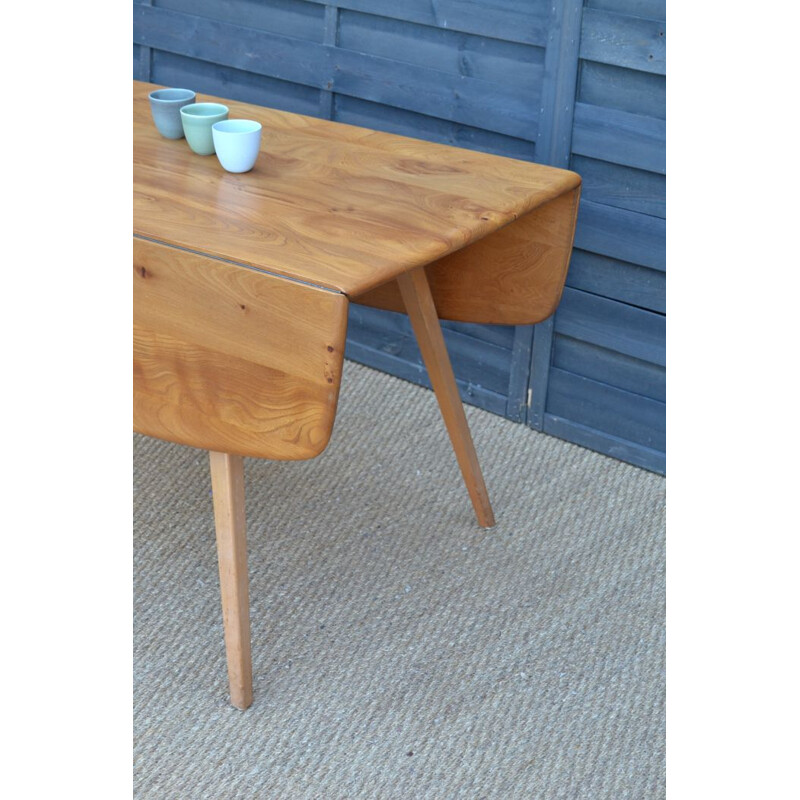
[180,103,229,155]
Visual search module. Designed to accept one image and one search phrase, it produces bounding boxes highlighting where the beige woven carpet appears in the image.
[134,360,665,799]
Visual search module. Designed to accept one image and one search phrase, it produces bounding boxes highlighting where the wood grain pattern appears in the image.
[353,185,580,324]
[134,80,580,298]
[209,450,252,710]
[397,267,495,528]
[133,237,348,460]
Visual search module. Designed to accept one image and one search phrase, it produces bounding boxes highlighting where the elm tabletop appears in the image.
[133,80,581,709]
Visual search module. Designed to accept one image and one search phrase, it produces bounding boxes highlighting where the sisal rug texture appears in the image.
[134,360,665,799]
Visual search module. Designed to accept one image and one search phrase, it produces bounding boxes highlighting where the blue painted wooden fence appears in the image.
[134,0,666,474]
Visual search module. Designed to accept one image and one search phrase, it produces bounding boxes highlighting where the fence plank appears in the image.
[553,334,665,402]
[151,50,323,117]
[546,368,665,451]
[134,5,329,86]
[572,102,665,174]
[566,249,665,313]
[581,8,665,74]
[573,200,666,271]
[544,414,665,474]
[579,61,664,119]
[303,0,550,46]
[338,9,544,83]
[333,95,537,160]
[330,47,540,141]
[157,0,326,41]
[555,287,665,367]
[586,1,666,23]
[571,155,665,218]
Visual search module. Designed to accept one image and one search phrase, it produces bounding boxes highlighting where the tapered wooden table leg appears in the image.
[396,267,496,528]
[209,451,253,709]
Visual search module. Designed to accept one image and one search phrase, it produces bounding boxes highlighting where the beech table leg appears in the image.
[396,267,496,528]
[208,450,253,709]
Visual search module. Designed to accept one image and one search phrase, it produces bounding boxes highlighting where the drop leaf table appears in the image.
[133,80,581,709]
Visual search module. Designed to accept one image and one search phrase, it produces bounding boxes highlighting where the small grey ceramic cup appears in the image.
[148,88,196,139]
[181,103,229,156]
[212,119,263,173]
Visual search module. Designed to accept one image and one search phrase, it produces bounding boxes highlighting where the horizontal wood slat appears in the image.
[566,249,665,313]
[546,367,665,451]
[555,287,665,367]
[333,95,537,161]
[337,9,545,82]
[578,61,665,119]
[573,200,665,271]
[156,0,326,42]
[134,5,327,85]
[151,50,324,117]
[302,0,550,46]
[543,414,665,474]
[331,47,541,141]
[572,102,665,174]
[586,1,665,20]
[553,333,665,402]
[570,155,665,218]
[580,8,665,74]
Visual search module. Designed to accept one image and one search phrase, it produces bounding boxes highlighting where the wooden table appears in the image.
[133,80,581,709]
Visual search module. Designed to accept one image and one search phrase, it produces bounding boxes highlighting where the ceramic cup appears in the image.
[180,103,229,155]
[212,119,263,173]
[148,88,196,139]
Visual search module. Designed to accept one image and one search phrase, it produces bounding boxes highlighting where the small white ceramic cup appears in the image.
[211,119,262,173]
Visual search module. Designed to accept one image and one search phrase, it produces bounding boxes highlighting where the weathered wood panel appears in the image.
[303,0,551,46]
[566,249,665,313]
[337,10,545,83]
[157,0,326,41]
[546,368,666,451]
[580,8,665,74]
[574,200,666,271]
[570,155,665,218]
[555,287,665,367]
[534,0,665,473]
[152,50,323,116]
[587,0,665,18]
[572,102,666,174]
[579,61,665,120]
[334,95,537,160]
[133,4,543,141]
[553,334,665,403]
[543,414,665,474]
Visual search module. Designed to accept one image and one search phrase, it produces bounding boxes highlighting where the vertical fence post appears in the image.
[319,5,339,120]
[527,0,584,430]
[138,0,154,82]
